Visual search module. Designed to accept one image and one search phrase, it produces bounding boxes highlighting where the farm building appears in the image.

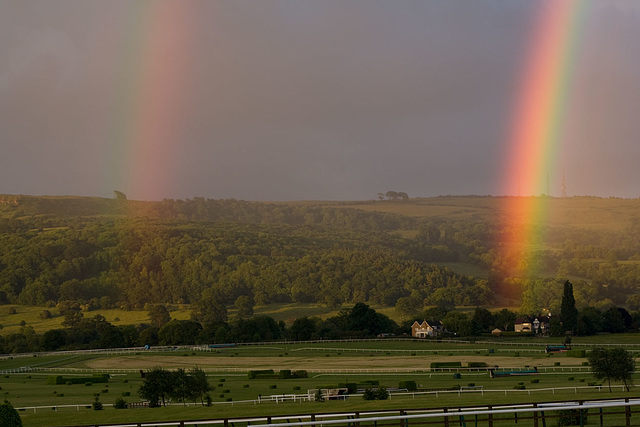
[411,320,442,338]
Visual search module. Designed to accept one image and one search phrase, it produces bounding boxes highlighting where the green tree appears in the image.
[588,346,635,392]
[113,190,127,200]
[189,366,211,405]
[0,400,23,427]
[147,305,171,328]
[138,367,175,407]
[169,368,195,405]
[289,316,316,341]
[235,295,254,318]
[494,308,516,331]
[472,307,494,332]
[192,288,228,325]
[158,320,202,345]
[560,280,578,334]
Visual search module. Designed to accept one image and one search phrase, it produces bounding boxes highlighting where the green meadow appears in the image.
[0,303,404,335]
[1,338,638,427]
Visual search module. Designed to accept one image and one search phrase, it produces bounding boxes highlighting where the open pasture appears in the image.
[2,339,632,426]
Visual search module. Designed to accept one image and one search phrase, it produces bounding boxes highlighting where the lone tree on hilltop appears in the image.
[114,190,127,200]
[588,346,635,392]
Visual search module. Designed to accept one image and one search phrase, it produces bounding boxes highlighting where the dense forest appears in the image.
[1,195,640,317]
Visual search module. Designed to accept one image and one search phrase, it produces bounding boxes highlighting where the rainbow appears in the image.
[499,0,588,276]
[104,2,195,201]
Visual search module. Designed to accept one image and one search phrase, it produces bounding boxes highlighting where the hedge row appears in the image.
[565,349,587,358]
[47,374,109,385]
[430,362,462,369]
[248,369,308,379]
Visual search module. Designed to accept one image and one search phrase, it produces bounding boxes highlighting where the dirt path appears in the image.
[79,354,582,371]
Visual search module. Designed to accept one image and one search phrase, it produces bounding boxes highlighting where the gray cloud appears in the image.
[1,1,640,200]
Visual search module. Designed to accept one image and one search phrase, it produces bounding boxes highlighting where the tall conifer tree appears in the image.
[560,280,578,334]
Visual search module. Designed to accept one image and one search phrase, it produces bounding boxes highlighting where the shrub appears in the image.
[376,387,389,400]
[399,380,417,391]
[568,377,574,381]
[468,362,487,368]
[338,383,357,393]
[269,385,277,389]
[514,385,525,390]
[92,397,103,411]
[279,370,292,379]
[243,384,249,388]
[362,388,377,400]
[293,386,301,391]
[113,397,127,409]
[223,389,230,393]
[248,370,277,379]
[48,374,109,385]
[293,370,308,378]
[226,397,232,402]
[554,362,561,366]
[121,392,130,397]
[531,379,540,384]
[219,378,225,382]
[430,362,462,370]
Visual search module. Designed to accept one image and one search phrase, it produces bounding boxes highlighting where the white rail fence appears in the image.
[16,398,640,427]
[16,385,637,414]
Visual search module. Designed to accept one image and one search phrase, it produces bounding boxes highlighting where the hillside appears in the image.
[1,194,639,314]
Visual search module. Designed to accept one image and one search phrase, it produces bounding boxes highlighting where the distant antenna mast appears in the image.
[561,171,567,198]
[546,172,550,196]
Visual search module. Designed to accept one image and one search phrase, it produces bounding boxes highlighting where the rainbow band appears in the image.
[106,2,194,200]
[500,0,588,276]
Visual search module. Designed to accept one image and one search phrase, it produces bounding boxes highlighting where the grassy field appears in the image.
[335,196,640,233]
[1,338,639,426]
[0,303,417,334]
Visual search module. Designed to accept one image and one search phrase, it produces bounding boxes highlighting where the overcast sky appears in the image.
[1,1,640,201]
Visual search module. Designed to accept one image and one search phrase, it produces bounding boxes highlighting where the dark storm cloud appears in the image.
[1,1,640,200]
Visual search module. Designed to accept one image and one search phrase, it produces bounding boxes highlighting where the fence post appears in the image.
[625,398,631,427]
[579,401,584,427]
[533,403,538,427]
[488,405,493,427]
[444,408,449,427]
[599,408,603,427]
[400,409,405,427]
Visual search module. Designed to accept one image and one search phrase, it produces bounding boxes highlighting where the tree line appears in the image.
[2,195,640,313]
[0,215,490,310]
[0,303,398,353]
